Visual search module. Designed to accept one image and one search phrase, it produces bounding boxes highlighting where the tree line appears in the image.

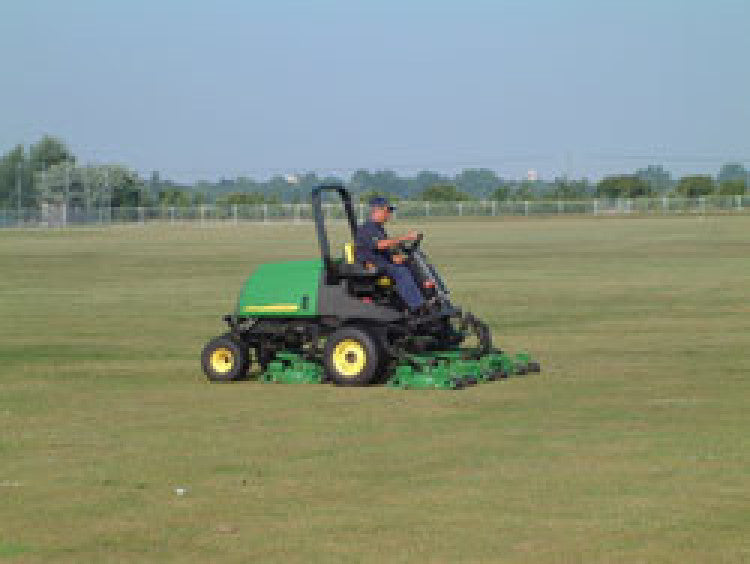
[1,136,747,209]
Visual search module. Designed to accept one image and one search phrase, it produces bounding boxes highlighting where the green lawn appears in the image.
[1,216,749,563]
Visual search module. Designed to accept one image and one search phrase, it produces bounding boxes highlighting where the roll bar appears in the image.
[311,184,359,284]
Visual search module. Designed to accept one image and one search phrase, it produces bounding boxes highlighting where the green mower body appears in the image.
[235,260,322,317]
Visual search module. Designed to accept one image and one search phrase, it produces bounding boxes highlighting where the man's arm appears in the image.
[375,230,419,250]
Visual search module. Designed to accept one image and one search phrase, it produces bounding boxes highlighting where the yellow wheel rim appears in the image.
[332,339,367,378]
[210,347,234,374]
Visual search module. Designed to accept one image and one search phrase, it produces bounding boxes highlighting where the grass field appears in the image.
[1,216,749,563]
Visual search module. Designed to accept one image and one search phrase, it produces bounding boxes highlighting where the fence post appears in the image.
[593,199,599,215]
[200,205,205,226]
[233,204,238,225]
[457,202,463,217]
[662,196,668,214]
[736,194,743,211]
[491,200,496,216]
[170,206,175,224]
[425,201,430,217]
[524,200,529,216]
[62,203,67,227]
[138,206,144,224]
[263,204,269,223]
[557,200,563,214]
[699,196,706,215]
[626,199,632,214]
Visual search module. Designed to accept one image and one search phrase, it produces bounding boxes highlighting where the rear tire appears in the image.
[201,334,250,382]
[323,327,383,386]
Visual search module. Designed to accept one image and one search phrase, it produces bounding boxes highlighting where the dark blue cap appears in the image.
[368,196,396,211]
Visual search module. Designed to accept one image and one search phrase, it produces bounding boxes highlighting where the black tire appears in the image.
[322,326,383,386]
[201,334,250,382]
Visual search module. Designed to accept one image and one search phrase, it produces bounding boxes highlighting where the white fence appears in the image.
[1,195,749,228]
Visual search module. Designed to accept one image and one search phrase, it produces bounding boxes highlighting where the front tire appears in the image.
[201,335,250,382]
[323,327,383,386]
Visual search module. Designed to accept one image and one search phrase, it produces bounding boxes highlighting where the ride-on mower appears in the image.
[201,185,540,389]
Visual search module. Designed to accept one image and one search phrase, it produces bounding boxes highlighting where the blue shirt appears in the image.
[355,220,391,267]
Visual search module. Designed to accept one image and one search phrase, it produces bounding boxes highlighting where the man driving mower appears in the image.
[355,196,435,315]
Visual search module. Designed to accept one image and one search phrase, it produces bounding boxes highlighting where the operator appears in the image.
[355,196,427,314]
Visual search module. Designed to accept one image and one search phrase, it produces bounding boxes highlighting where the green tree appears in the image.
[359,189,400,203]
[547,178,591,199]
[105,166,144,207]
[418,184,471,201]
[28,135,74,172]
[676,175,715,197]
[349,169,407,197]
[717,163,748,185]
[717,179,746,196]
[159,188,192,207]
[511,181,536,200]
[0,145,26,206]
[409,170,450,195]
[216,192,273,205]
[490,185,511,200]
[635,165,672,194]
[454,168,501,197]
[0,136,77,209]
[596,175,651,198]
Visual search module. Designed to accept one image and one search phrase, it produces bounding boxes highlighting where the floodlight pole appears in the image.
[83,164,89,216]
[16,162,22,225]
[63,161,70,225]
[104,168,111,223]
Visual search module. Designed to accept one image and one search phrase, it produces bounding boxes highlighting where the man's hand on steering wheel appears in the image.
[389,232,423,264]
[398,233,423,256]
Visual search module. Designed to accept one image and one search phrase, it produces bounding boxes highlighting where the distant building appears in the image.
[36,163,111,225]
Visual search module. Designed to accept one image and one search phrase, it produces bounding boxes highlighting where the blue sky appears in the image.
[2,0,748,180]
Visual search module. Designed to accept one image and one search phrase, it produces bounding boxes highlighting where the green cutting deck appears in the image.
[255,349,540,390]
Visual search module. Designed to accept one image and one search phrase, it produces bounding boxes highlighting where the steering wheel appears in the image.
[399,233,423,256]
